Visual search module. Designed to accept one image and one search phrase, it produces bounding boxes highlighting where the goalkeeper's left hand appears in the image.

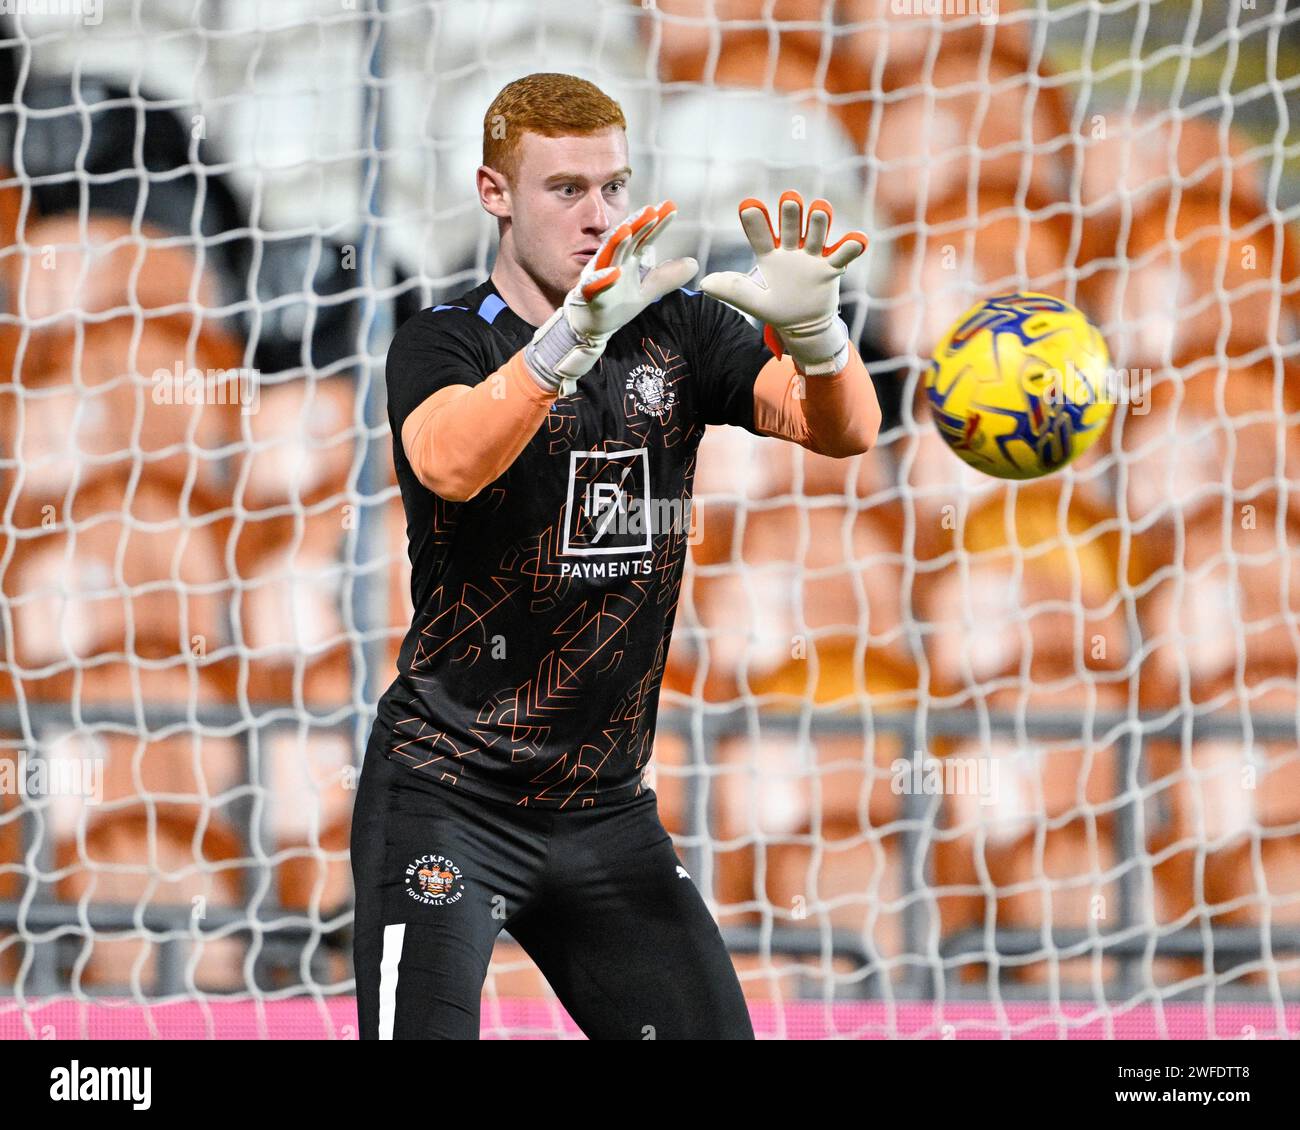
[700,191,868,376]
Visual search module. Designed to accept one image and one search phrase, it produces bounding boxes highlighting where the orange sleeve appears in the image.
[399,350,558,502]
[750,346,882,458]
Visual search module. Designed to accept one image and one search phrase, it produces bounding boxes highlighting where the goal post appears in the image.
[0,0,1298,1040]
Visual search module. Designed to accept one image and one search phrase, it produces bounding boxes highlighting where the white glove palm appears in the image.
[526,201,698,396]
[700,192,868,376]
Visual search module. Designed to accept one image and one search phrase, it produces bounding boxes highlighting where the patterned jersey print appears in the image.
[378,278,772,809]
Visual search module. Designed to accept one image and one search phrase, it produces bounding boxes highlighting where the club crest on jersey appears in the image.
[626,364,676,420]
[404,852,464,906]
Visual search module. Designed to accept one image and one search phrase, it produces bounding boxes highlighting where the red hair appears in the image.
[482,72,626,184]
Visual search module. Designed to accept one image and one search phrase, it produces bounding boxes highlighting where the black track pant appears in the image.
[350,722,754,1040]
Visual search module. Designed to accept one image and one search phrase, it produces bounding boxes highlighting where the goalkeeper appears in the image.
[352,72,881,1040]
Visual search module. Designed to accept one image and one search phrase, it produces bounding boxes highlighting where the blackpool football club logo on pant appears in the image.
[404,853,465,906]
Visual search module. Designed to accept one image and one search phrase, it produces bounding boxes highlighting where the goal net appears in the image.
[1,0,1298,1039]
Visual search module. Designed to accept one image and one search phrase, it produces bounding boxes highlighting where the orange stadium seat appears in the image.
[931,679,1199,988]
[2,214,221,324]
[914,482,1156,984]
[642,727,692,838]
[829,0,1032,161]
[711,30,830,94]
[710,655,917,928]
[938,679,1129,822]
[1194,831,1300,990]
[916,482,1139,696]
[857,42,1071,224]
[1146,691,1300,989]
[884,190,1076,364]
[0,163,25,383]
[936,773,1124,987]
[764,826,908,988]
[648,17,867,265]
[1,211,242,535]
[685,501,914,705]
[264,725,355,852]
[690,429,791,508]
[233,376,357,514]
[71,655,239,713]
[1138,502,1300,986]
[18,680,244,847]
[714,717,913,849]
[709,665,918,999]
[832,0,1032,81]
[1139,500,1300,710]
[7,725,248,992]
[1148,726,1300,864]
[1075,111,1268,267]
[1115,360,1300,530]
[662,580,708,703]
[667,501,769,705]
[0,741,24,899]
[230,502,355,708]
[1084,193,1300,372]
[2,475,231,681]
[1,318,244,521]
[277,810,352,914]
[95,728,244,814]
[54,805,247,991]
[274,807,353,991]
[1252,731,1300,834]
[888,418,997,562]
[692,424,892,508]
[794,442,892,502]
[643,0,832,86]
[895,404,1115,558]
[0,163,22,265]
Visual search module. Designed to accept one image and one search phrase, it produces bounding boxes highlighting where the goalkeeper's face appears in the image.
[503,127,633,301]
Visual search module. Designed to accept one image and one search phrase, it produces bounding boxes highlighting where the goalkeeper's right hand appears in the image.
[524,200,698,397]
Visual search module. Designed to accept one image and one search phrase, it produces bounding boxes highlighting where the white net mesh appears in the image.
[0,0,1298,1039]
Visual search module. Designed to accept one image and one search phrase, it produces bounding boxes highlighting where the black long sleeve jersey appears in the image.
[376,276,773,810]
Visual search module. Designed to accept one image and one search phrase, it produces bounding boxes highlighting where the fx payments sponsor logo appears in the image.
[560,447,700,575]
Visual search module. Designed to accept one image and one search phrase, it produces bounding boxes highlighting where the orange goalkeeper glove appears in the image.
[700,191,868,376]
[525,200,698,396]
